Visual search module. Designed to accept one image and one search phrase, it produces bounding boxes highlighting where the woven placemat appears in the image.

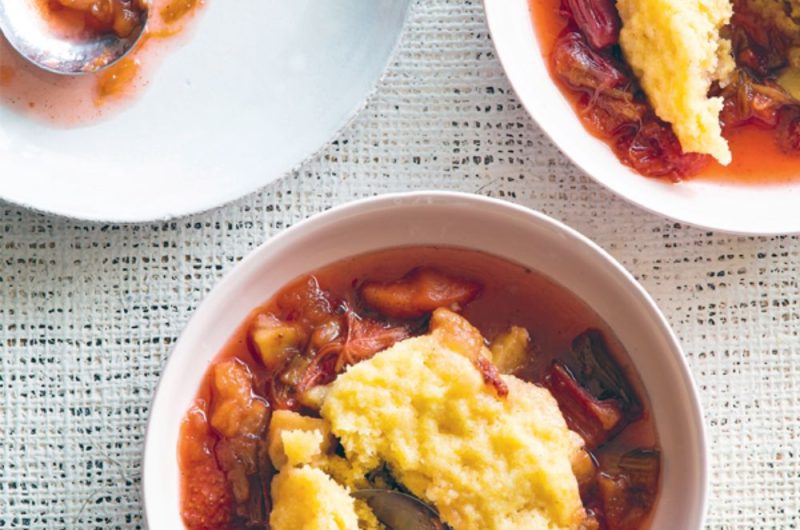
[1,1,798,528]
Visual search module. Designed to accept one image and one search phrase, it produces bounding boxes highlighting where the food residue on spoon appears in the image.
[38,0,149,39]
[0,0,204,125]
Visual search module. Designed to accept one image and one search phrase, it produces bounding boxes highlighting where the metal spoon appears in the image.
[0,0,147,75]
[353,489,446,530]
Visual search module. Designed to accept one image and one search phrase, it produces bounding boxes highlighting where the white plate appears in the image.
[484,0,800,235]
[143,192,707,530]
[0,0,411,222]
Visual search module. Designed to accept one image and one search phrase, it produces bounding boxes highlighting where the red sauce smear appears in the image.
[0,0,204,126]
[529,0,800,185]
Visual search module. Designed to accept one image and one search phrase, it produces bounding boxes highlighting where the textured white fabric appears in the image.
[1,0,799,528]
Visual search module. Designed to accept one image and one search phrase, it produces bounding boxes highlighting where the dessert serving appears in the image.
[177,247,660,530]
[531,0,800,180]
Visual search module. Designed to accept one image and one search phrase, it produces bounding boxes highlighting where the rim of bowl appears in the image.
[483,0,800,235]
[142,190,708,529]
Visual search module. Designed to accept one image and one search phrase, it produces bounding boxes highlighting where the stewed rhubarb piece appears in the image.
[598,449,661,530]
[545,362,624,448]
[552,32,627,92]
[570,330,642,419]
[562,0,621,49]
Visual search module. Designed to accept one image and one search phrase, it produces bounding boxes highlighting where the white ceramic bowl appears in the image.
[0,0,411,222]
[484,0,800,235]
[142,191,707,529]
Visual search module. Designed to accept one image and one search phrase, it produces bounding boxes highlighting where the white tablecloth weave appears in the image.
[1,1,798,528]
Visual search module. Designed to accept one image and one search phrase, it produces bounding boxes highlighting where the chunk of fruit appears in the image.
[719,71,794,129]
[361,268,481,319]
[552,32,708,180]
[729,10,790,77]
[179,406,232,529]
[267,410,333,469]
[489,326,530,374]
[430,308,508,397]
[615,119,709,180]
[209,360,269,439]
[544,362,623,448]
[309,317,344,351]
[249,313,305,370]
[297,384,331,411]
[214,436,266,503]
[339,312,411,369]
[53,0,147,38]
[277,276,338,326]
[430,307,484,360]
[778,106,800,154]
[585,92,648,136]
[563,0,621,49]
[598,450,660,530]
[571,447,598,490]
[570,330,641,420]
[205,361,273,526]
[215,436,272,526]
[294,347,341,395]
[552,32,627,92]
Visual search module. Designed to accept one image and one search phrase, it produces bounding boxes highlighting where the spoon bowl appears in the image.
[352,489,445,530]
[0,0,147,75]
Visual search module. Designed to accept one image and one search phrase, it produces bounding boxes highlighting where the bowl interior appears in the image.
[484,0,800,235]
[143,192,706,529]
